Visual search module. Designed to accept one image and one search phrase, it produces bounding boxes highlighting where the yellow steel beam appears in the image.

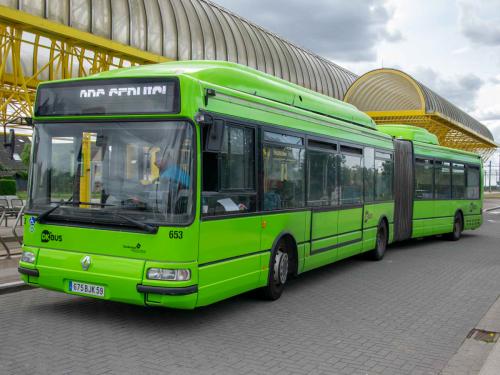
[0,6,175,128]
[428,112,498,148]
[0,6,495,161]
[0,6,169,64]
[367,110,497,148]
[365,110,426,118]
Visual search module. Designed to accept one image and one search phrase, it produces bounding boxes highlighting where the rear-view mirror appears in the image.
[205,120,225,152]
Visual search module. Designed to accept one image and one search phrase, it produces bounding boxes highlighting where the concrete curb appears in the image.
[0,280,31,295]
[1,236,22,242]
[485,206,500,212]
[479,339,500,375]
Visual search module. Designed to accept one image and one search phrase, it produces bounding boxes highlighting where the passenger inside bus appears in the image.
[154,151,191,215]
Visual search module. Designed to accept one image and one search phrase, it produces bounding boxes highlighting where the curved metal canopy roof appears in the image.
[0,1,495,158]
[345,69,493,140]
[344,69,496,158]
[0,0,357,100]
[419,84,493,139]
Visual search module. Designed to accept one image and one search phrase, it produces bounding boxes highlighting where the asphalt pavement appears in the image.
[1,209,500,374]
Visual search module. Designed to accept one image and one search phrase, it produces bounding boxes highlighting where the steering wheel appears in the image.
[121,198,148,210]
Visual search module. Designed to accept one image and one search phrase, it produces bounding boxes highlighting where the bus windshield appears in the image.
[28,121,195,227]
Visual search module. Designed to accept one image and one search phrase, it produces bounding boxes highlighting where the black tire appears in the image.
[259,238,290,300]
[446,213,462,241]
[367,221,388,261]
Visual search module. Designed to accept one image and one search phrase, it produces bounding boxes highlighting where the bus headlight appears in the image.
[21,251,36,264]
[147,268,191,281]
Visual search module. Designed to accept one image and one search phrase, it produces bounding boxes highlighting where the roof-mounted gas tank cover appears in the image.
[182,61,376,129]
[83,60,373,129]
[377,124,439,145]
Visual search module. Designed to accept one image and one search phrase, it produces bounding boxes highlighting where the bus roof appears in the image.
[378,124,481,161]
[35,61,480,162]
[58,60,376,130]
[377,124,439,145]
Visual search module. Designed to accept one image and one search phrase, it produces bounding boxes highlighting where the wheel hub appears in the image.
[274,250,289,285]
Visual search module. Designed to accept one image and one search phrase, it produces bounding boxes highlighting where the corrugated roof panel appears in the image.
[418,83,492,139]
[2,0,358,100]
[345,69,494,142]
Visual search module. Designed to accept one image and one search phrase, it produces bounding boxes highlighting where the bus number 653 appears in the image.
[169,230,183,239]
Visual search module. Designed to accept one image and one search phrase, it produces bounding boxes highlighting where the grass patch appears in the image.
[16,191,28,200]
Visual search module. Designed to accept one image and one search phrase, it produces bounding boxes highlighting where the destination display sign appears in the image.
[35,78,180,116]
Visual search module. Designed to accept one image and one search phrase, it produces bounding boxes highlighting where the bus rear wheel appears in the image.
[367,221,388,261]
[259,239,289,300]
[446,213,462,241]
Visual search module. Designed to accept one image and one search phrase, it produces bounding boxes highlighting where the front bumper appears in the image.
[18,266,39,277]
[136,284,198,295]
[19,248,199,309]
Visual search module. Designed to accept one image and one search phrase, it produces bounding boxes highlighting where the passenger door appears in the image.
[337,145,364,259]
[306,139,339,259]
[433,160,452,234]
[413,157,435,237]
[198,122,262,304]
[260,130,308,270]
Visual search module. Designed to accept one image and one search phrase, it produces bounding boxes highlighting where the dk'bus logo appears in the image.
[41,230,62,243]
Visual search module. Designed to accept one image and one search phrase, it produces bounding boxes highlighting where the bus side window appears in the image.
[340,146,363,205]
[202,123,256,216]
[452,163,466,199]
[307,140,338,207]
[374,151,393,201]
[466,166,480,200]
[415,158,434,199]
[263,132,305,210]
[364,147,375,202]
[435,161,451,199]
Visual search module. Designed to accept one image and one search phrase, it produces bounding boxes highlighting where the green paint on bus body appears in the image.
[378,125,440,145]
[20,61,483,309]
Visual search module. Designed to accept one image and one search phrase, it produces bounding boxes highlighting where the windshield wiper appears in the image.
[37,199,115,223]
[112,213,157,234]
[37,199,156,233]
[37,196,74,223]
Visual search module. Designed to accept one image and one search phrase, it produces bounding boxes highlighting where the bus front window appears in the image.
[29,121,195,226]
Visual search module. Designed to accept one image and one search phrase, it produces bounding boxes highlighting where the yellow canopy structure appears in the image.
[344,68,497,160]
[0,5,168,130]
[0,3,496,160]
[0,0,356,129]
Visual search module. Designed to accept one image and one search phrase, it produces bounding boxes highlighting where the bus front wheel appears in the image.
[260,239,289,300]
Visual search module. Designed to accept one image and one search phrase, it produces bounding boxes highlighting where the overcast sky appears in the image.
[213,0,500,148]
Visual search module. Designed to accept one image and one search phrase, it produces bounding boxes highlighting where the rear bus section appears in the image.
[378,125,483,240]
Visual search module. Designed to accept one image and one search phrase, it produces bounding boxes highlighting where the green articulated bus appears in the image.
[18,61,483,309]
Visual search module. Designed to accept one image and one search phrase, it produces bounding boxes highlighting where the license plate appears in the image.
[69,281,105,297]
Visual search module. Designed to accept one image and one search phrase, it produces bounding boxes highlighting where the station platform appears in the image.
[0,224,24,292]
